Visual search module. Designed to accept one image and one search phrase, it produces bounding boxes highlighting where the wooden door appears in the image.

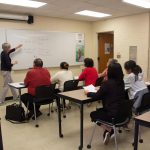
[98,33,114,73]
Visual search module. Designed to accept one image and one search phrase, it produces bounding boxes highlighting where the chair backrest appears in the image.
[95,77,104,86]
[136,92,150,113]
[118,99,133,119]
[35,85,55,100]
[64,80,79,92]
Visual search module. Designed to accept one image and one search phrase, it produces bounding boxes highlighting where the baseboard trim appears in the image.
[5,96,13,101]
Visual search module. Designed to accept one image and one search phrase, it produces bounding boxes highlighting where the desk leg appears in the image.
[18,89,22,106]
[134,121,139,150]
[79,103,83,150]
[56,97,63,138]
[0,119,3,150]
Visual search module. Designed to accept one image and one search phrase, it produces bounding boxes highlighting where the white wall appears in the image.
[92,13,150,79]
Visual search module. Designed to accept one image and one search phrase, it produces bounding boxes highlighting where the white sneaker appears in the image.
[103,131,110,145]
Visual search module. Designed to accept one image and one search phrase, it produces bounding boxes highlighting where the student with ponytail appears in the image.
[51,62,73,92]
[124,60,148,111]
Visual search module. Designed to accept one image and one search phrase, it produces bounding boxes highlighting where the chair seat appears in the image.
[34,98,54,105]
[96,117,130,127]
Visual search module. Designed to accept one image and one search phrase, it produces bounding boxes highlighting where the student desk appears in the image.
[0,118,3,150]
[8,82,26,105]
[58,88,99,150]
[134,111,150,150]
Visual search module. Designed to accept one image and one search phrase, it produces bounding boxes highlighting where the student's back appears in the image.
[51,70,73,91]
[79,67,98,86]
[79,58,98,86]
[51,62,73,91]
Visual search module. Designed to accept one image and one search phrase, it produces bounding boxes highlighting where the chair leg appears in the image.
[138,126,143,143]
[62,98,66,118]
[33,103,39,128]
[47,104,50,116]
[113,126,118,150]
[87,123,97,149]
[51,102,54,113]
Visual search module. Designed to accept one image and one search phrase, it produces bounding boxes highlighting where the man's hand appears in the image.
[16,44,23,49]
[12,60,18,65]
[84,90,89,95]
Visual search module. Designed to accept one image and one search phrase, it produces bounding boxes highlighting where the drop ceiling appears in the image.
[0,0,149,21]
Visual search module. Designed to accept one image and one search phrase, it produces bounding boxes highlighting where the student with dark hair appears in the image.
[51,62,73,92]
[21,58,51,119]
[79,58,98,86]
[85,63,127,145]
[124,60,148,111]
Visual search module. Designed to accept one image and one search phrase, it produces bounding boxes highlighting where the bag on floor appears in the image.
[5,103,26,123]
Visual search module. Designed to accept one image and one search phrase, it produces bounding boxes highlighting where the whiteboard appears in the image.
[6,29,84,70]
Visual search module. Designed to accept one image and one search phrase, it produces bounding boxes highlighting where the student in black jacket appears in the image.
[85,63,127,145]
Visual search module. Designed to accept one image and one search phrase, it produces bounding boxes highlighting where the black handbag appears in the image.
[5,103,26,123]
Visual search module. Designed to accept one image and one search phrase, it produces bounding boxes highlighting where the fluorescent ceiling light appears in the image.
[123,0,150,8]
[75,10,111,18]
[0,0,47,8]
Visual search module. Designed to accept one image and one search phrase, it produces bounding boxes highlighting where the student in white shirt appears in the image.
[124,60,148,111]
[51,62,73,92]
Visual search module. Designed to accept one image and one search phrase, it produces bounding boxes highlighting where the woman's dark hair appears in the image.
[84,58,94,67]
[34,58,43,67]
[60,62,69,70]
[124,60,142,81]
[107,63,124,84]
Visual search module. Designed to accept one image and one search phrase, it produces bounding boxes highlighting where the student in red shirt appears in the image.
[21,58,51,119]
[79,58,98,86]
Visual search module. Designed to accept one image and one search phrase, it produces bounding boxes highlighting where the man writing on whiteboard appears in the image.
[0,43,22,105]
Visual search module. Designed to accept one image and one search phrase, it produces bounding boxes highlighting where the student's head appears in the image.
[2,43,11,52]
[60,62,69,70]
[84,58,94,67]
[107,58,118,67]
[33,58,43,67]
[107,63,124,82]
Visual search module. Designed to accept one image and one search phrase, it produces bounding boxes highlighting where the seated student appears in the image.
[79,58,98,86]
[99,58,118,81]
[85,63,127,145]
[51,62,73,92]
[21,58,51,119]
[124,60,148,111]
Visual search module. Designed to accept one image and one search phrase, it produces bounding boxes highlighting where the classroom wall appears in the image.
[92,13,150,79]
[0,16,93,96]
[0,13,150,97]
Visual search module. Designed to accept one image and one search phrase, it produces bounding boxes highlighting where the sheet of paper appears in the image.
[83,84,96,93]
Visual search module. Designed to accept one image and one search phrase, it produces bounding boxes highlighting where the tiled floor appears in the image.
[0,100,150,150]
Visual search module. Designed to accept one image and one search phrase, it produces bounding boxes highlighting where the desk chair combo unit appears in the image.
[26,84,57,127]
[87,100,132,150]
[133,92,150,146]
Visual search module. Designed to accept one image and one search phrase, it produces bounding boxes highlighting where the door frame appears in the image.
[97,31,114,73]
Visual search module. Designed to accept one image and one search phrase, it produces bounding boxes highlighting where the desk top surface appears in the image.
[58,89,91,101]
[135,111,150,122]
[8,82,26,89]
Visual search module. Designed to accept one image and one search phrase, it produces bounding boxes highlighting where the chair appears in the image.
[133,92,150,144]
[87,100,132,150]
[29,85,56,127]
[62,79,79,117]
[95,77,104,86]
